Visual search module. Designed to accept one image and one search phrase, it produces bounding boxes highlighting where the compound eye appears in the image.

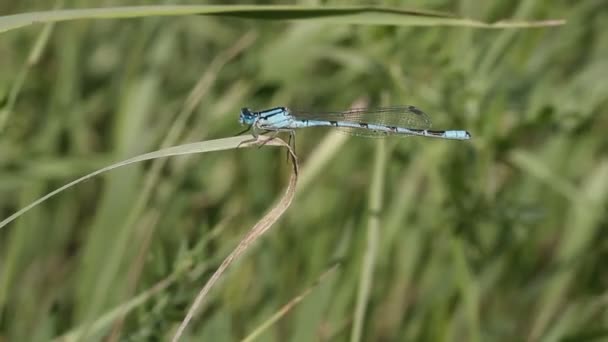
[241,108,252,116]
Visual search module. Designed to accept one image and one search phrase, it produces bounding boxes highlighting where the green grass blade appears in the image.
[351,139,387,342]
[0,5,565,34]
[241,263,340,342]
[0,0,60,132]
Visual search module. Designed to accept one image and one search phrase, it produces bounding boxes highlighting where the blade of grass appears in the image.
[0,5,565,34]
[451,238,480,342]
[509,149,578,202]
[172,136,299,341]
[55,215,238,342]
[56,270,178,342]
[477,0,540,77]
[241,262,341,342]
[351,139,387,342]
[0,135,286,230]
[0,0,62,133]
[529,159,608,340]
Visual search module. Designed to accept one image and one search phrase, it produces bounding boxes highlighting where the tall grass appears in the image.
[1,1,606,341]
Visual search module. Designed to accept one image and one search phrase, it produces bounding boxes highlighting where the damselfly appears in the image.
[239,105,471,141]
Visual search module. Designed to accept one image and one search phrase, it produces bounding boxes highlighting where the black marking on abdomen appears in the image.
[330,121,338,127]
[427,130,446,136]
[359,123,369,128]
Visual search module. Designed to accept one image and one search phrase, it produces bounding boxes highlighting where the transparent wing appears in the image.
[290,105,433,130]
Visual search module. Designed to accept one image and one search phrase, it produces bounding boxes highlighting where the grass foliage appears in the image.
[0,1,606,341]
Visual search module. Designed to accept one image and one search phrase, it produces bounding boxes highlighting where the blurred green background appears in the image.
[1,1,607,341]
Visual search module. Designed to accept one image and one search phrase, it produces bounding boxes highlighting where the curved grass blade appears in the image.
[0,135,289,230]
[172,136,298,341]
[0,5,565,34]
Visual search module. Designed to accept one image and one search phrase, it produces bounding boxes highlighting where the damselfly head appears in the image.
[239,108,256,125]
